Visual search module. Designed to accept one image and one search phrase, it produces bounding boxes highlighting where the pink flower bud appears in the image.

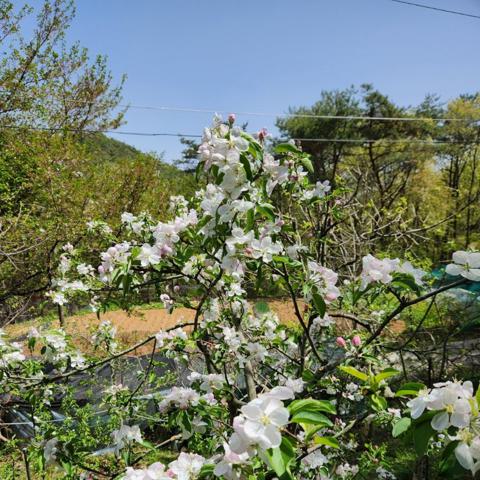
[228,113,236,124]
[258,128,268,142]
[325,292,337,302]
[159,244,173,257]
[352,335,362,347]
[173,285,181,293]
[336,336,347,348]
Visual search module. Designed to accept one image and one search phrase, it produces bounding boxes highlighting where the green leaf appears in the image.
[272,255,299,266]
[300,157,314,174]
[302,370,314,383]
[198,464,215,479]
[28,336,36,351]
[374,368,400,383]
[438,440,464,476]
[246,208,255,231]
[392,417,412,438]
[240,154,253,182]
[178,411,192,434]
[257,205,276,221]
[338,366,369,382]
[265,437,296,480]
[130,245,141,258]
[290,410,333,426]
[288,399,336,416]
[195,160,204,182]
[313,436,340,448]
[138,439,155,449]
[370,393,388,411]
[413,417,436,457]
[396,382,426,397]
[275,143,302,154]
[312,292,326,318]
[304,424,325,442]
[247,138,263,160]
[391,273,422,295]
[61,462,73,475]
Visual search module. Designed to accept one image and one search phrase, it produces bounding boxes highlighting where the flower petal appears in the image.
[431,411,449,431]
[455,443,475,471]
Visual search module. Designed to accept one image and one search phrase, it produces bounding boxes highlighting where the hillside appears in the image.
[81,133,189,178]
[82,133,140,162]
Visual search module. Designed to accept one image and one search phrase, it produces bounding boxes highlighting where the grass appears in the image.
[0,446,178,479]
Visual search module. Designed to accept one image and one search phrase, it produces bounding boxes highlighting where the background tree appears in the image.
[0,0,124,130]
[437,95,480,250]
[0,1,195,326]
[276,85,464,268]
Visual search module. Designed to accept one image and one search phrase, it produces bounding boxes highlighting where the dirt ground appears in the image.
[6,299,301,344]
[5,299,405,354]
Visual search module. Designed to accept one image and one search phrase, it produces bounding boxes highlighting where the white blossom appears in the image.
[455,436,480,475]
[214,442,249,479]
[43,438,59,465]
[446,251,480,281]
[302,180,331,201]
[137,244,160,267]
[283,377,305,393]
[302,449,328,469]
[360,254,399,290]
[158,387,201,412]
[396,260,426,286]
[408,381,476,432]
[249,236,283,263]
[307,261,340,303]
[124,462,171,480]
[111,424,142,453]
[228,387,294,455]
[168,452,206,480]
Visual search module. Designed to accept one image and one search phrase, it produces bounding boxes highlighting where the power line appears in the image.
[119,104,479,123]
[387,0,480,20]
[292,137,477,145]
[0,123,201,138]
[0,123,478,146]
[1,95,479,123]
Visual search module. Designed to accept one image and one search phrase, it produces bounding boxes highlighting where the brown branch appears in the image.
[365,278,467,346]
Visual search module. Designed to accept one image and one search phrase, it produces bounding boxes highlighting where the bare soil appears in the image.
[5,299,406,354]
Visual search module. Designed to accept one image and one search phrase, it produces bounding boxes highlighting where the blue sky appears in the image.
[35,0,480,161]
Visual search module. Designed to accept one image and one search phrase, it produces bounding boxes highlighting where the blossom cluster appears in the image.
[360,254,425,290]
[228,386,293,455]
[125,453,206,480]
[0,330,25,368]
[407,380,480,474]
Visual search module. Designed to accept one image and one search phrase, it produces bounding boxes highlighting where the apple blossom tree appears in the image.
[1,115,480,479]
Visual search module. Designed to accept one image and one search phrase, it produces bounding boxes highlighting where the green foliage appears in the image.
[392,417,412,438]
[265,437,296,480]
[276,86,480,262]
[0,0,196,325]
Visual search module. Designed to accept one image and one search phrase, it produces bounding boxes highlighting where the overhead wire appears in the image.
[1,95,479,123]
[387,0,480,20]
[0,123,478,146]
[118,104,475,123]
